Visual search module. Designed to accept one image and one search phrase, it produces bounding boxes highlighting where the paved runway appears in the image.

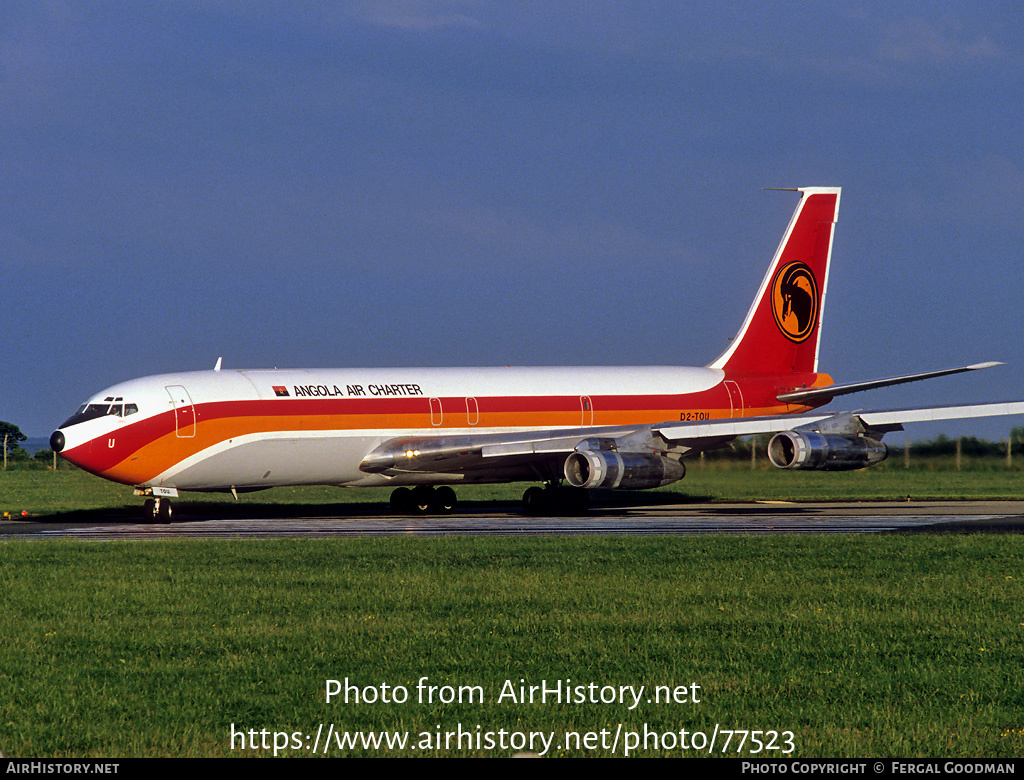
[4,501,1024,539]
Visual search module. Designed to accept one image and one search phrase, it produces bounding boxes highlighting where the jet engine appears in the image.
[563,449,685,490]
[767,430,887,471]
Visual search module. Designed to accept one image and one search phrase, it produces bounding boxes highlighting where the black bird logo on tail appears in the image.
[771,262,818,343]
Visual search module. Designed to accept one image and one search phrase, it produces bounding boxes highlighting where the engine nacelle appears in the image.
[767,430,887,471]
[564,450,685,489]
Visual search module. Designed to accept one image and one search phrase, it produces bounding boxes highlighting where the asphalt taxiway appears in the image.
[3,501,1024,540]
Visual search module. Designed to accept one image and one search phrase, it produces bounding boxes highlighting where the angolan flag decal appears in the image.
[273,386,290,397]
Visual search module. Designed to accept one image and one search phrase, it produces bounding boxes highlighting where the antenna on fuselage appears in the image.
[214,357,223,371]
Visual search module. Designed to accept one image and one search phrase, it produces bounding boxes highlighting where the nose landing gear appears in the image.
[142,497,173,523]
[135,487,178,524]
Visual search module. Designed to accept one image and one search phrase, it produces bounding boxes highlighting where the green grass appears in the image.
[2,455,1024,518]
[680,459,1024,502]
[1,536,1024,757]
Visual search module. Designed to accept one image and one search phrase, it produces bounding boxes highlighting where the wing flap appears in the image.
[654,413,835,443]
[359,425,639,475]
[480,436,595,459]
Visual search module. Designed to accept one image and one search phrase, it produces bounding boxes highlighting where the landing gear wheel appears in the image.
[522,486,547,515]
[143,497,173,523]
[390,487,412,512]
[411,486,434,514]
[522,484,589,516]
[157,499,173,524]
[434,486,457,513]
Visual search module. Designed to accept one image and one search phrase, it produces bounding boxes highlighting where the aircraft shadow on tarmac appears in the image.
[27,490,718,525]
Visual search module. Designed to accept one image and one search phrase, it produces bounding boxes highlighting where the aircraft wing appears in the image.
[654,400,1024,472]
[653,400,1024,453]
[654,400,1024,442]
[857,401,1024,429]
[359,425,645,476]
[360,400,1024,481]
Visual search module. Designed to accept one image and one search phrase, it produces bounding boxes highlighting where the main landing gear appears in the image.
[521,483,590,516]
[389,485,457,514]
[387,483,591,515]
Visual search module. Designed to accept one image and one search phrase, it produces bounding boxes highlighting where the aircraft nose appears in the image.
[50,430,65,453]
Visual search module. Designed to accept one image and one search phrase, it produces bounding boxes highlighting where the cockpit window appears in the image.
[60,400,139,428]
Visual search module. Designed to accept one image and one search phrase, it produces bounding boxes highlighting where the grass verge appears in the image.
[1,535,1023,757]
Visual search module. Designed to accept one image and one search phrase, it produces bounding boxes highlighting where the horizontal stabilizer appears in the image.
[777,362,1002,404]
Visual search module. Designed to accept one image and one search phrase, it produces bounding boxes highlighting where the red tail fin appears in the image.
[709,187,840,375]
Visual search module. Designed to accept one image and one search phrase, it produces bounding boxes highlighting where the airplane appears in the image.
[49,187,1024,521]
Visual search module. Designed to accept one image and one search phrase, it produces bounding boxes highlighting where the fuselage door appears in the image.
[166,385,196,438]
[581,395,594,426]
[725,380,744,418]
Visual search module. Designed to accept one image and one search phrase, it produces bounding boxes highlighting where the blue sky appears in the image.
[2,1,1022,442]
